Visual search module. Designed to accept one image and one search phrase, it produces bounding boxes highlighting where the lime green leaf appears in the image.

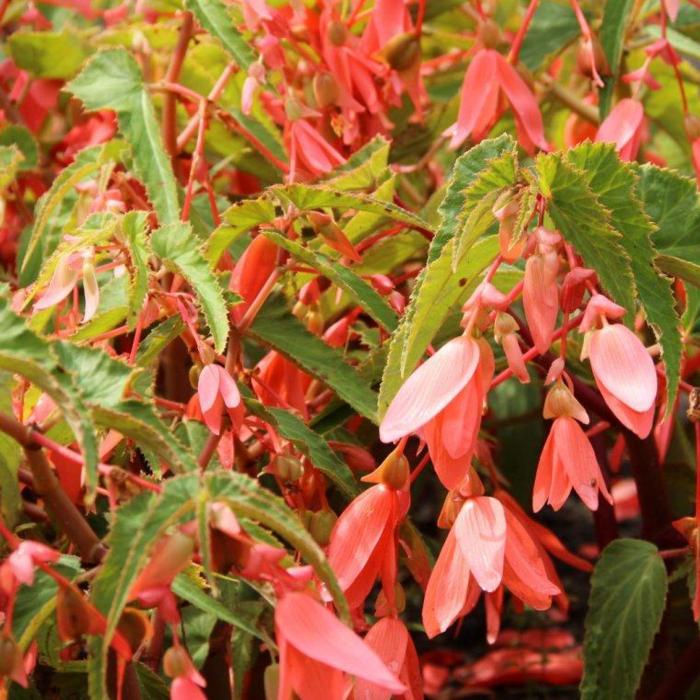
[261,230,398,331]
[207,198,277,264]
[430,134,517,262]
[520,1,580,71]
[249,295,379,422]
[186,0,257,69]
[0,145,23,188]
[379,236,499,415]
[70,276,129,343]
[581,539,667,700]
[245,398,358,499]
[599,0,635,118]
[20,142,117,276]
[322,135,391,191]
[121,211,152,327]
[67,49,180,225]
[656,254,700,288]
[0,372,21,527]
[0,125,38,171]
[271,184,432,232]
[8,29,91,79]
[566,143,681,408]
[536,152,636,315]
[151,222,229,353]
[136,316,186,367]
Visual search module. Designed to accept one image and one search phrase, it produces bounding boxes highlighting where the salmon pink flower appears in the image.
[253,350,311,419]
[380,335,493,489]
[229,234,278,322]
[354,617,423,700]
[580,295,658,438]
[3,541,59,588]
[533,382,612,511]
[275,591,406,699]
[164,643,206,700]
[446,49,548,154]
[287,117,345,180]
[328,449,410,610]
[423,494,560,638]
[595,98,645,161]
[197,364,241,435]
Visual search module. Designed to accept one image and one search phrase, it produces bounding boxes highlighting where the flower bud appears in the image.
[132,530,196,595]
[0,636,21,677]
[375,582,406,615]
[560,267,595,313]
[478,19,501,49]
[361,447,409,490]
[273,455,303,482]
[382,32,421,72]
[328,21,347,46]
[285,97,303,122]
[305,308,324,335]
[189,364,202,389]
[543,381,589,423]
[493,197,524,262]
[264,663,280,700]
[576,37,610,80]
[313,72,339,108]
[299,279,321,306]
[309,510,337,546]
[493,311,519,341]
[163,645,191,679]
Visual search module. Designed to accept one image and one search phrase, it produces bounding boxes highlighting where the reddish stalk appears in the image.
[508,0,540,64]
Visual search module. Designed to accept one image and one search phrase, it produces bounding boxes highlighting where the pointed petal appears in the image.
[595,98,644,158]
[523,254,559,354]
[81,261,99,323]
[198,365,221,413]
[589,324,657,412]
[422,529,470,638]
[275,593,406,694]
[454,496,506,592]
[354,618,409,700]
[380,336,480,443]
[34,258,80,310]
[533,429,555,512]
[598,381,655,438]
[217,366,241,408]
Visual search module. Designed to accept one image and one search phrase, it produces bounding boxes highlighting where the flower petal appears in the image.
[354,618,409,700]
[380,336,480,443]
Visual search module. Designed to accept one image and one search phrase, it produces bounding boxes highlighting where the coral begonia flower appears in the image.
[595,98,645,161]
[446,49,547,154]
[197,364,241,436]
[229,234,278,322]
[254,350,311,419]
[288,118,345,178]
[275,592,406,700]
[354,617,424,700]
[523,248,559,354]
[587,324,657,438]
[534,416,612,511]
[423,496,559,638]
[380,336,492,489]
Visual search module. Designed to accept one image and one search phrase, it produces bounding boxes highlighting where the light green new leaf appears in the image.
[121,211,152,327]
[323,136,391,191]
[152,222,229,353]
[8,29,92,79]
[430,134,517,262]
[67,49,180,225]
[261,230,398,331]
[599,0,635,118]
[186,0,257,69]
[0,145,23,189]
[567,143,681,408]
[0,372,21,527]
[536,153,636,316]
[250,295,379,422]
[581,539,667,700]
[656,254,700,288]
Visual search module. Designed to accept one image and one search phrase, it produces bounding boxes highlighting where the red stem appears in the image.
[508,0,540,64]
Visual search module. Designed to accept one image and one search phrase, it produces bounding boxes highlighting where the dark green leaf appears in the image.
[599,0,635,118]
[520,1,580,72]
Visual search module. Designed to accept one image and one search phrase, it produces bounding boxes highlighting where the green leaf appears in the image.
[121,211,152,327]
[8,29,91,79]
[599,0,635,118]
[271,184,432,232]
[0,373,21,527]
[245,399,358,499]
[0,125,39,171]
[171,572,270,643]
[378,236,499,415]
[656,254,700,288]
[536,152,636,315]
[207,198,277,264]
[136,316,187,367]
[0,145,23,188]
[70,276,129,343]
[249,294,379,422]
[261,230,398,331]
[186,0,257,69]
[430,134,517,262]
[151,222,229,353]
[67,49,180,225]
[520,1,580,72]
[322,136,391,191]
[581,539,667,700]
[566,143,681,408]
[87,471,346,697]
[20,143,117,276]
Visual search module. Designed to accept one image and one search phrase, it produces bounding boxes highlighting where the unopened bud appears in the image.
[382,32,421,72]
[375,582,406,615]
[299,279,321,306]
[494,312,518,341]
[163,645,191,679]
[309,510,337,546]
[189,364,202,389]
[0,636,21,677]
[362,448,409,490]
[478,19,501,49]
[493,197,524,262]
[560,267,595,313]
[305,309,324,335]
[274,455,303,482]
[543,381,589,423]
[576,37,610,80]
[313,72,339,108]
[264,663,280,700]
[328,21,347,46]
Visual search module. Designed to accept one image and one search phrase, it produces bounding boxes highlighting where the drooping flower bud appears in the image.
[478,19,501,49]
[163,645,193,679]
[560,267,595,313]
[312,72,340,109]
[382,32,421,72]
[494,312,529,384]
[361,447,410,491]
[685,114,700,140]
[576,36,610,82]
[306,211,361,261]
[0,636,23,679]
[264,663,280,700]
[309,510,338,546]
[492,196,524,262]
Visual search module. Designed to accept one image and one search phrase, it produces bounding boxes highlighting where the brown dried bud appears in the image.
[478,19,501,49]
[0,636,21,677]
[382,32,421,72]
[309,510,337,546]
[188,364,202,389]
[163,645,191,679]
[273,455,303,482]
[313,72,340,109]
[328,21,347,47]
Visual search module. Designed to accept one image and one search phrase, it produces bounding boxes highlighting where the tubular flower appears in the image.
[354,617,424,700]
[229,234,278,323]
[327,449,410,611]
[380,335,492,489]
[445,49,548,154]
[275,592,406,700]
[580,294,658,438]
[523,227,561,354]
[533,381,612,512]
[422,494,560,639]
[595,98,645,161]
[197,363,242,435]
